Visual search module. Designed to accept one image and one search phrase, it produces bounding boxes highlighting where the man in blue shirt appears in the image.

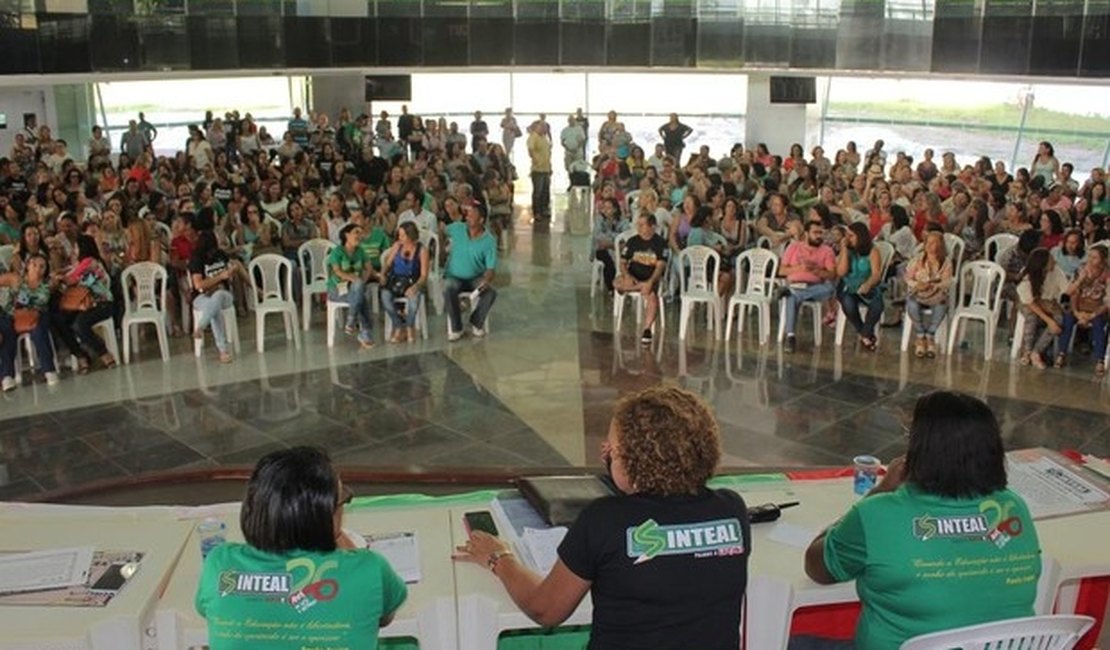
[444,200,497,340]
[287,107,310,150]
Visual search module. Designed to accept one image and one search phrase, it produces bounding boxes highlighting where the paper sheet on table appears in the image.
[0,547,94,594]
[366,532,421,584]
[766,522,818,549]
[1007,455,1110,519]
[519,527,567,575]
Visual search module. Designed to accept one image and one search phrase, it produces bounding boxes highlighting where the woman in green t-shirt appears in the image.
[196,447,407,650]
[798,392,1042,650]
[327,223,377,349]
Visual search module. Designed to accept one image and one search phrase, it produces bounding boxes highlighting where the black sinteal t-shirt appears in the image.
[558,488,751,650]
[189,250,231,294]
[622,234,667,282]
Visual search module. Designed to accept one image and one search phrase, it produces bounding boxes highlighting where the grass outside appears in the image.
[828,100,1110,135]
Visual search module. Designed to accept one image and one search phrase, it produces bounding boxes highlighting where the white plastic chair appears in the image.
[298,238,334,331]
[946,261,1006,360]
[120,262,170,363]
[590,249,617,300]
[678,245,723,340]
[325,298,350,348]
[624,189,642,217]
[446,288,492,337]
[93,318,120,365]
[422,230,444,315]
[724,248,778,345]
[248,254,302,353]
[898,614,1094,650]
[193,304,241,357]
[0,244,15,271]
[835,240,895,346]
[985,232,1019,264]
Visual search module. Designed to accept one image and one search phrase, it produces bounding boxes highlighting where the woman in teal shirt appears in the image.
[196,446,407,650]
[327,223,377,349]
[800,391,1041,650]
[836,222,884,351]
[0,252,60,390]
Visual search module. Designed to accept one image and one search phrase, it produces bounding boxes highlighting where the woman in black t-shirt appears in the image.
[189,230,237,363]
[453,386,751,650]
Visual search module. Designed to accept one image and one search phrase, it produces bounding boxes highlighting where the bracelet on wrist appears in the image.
[487,550,514,573]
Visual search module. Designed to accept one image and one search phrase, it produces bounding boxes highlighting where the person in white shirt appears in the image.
[396,189,438,239]
[646,144,667,172]
[1016,247,1069,369]
[560,116,586,173]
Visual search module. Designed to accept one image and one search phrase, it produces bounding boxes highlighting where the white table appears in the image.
[0,504,193,650]
[154,502,458,650]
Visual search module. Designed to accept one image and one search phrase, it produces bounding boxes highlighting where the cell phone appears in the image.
[90,564,128,592]
[463,511,498,536]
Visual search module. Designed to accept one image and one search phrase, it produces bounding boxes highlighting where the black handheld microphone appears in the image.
[748,501,800,524]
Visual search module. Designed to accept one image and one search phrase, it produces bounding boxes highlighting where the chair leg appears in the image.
[256,313,266,354]
[900,318,912,353]
[725,304,735,342]
[327,307,336,348]
[123,323,132,365]
[946,315,960,354]
[302,297,311,332]
[157,323,170,362]
[835,310,846,346]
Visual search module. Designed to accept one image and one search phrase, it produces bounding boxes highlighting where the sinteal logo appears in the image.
[217,571,292,597]
[912,514,990,541]
[626,518,745,564]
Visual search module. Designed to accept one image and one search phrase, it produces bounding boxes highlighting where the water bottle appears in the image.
[198,518,226,560]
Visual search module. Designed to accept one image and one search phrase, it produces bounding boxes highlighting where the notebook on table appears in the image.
[515,475,618,527]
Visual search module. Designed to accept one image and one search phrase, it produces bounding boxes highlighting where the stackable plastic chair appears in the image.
[248,254,302,353]
[946,260,1006,360]
[724,248,779,345]
[120,262,170,363]
[298,238,334,331]
[985,232,1019,264]
[898,614,1094,650]
[677,245,722,340]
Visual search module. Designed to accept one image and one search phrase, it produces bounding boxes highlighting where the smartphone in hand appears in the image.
[463,511,499,536]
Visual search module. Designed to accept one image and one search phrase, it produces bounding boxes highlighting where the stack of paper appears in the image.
[0,547,94,594]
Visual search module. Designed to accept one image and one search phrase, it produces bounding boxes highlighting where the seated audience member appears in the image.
[380,222,429,344]
[881,204,917,267]
[1058,245,1109,377]
[328,223,377,349]
[1016,247,1068,369]
[592,197,629,292]
[905,230,954,359]
[0,253,59,390]
[836,222,884,351]
[1039,209,1065,250]
[443,200,497,341]
[779,219,837,354]
[454,386,750,650]
[196,447,407,650]
[1052,229,1086,280]
[54,234,117,373]
[615,214,667,345]
[800,391,1041,650]
[190,229,239,363]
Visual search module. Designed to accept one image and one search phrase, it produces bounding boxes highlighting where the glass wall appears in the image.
[1,0,1107,78]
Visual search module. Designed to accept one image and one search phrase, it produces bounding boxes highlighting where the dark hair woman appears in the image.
[453,386,750,649]
[1016,247,1068,369]
[801,391,1041,650]
[196,447,407,649]
[0,252,59,390]
[53,234,116,373]
[836,221,884,351]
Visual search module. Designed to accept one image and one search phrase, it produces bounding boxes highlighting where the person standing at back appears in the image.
[470,111,489,154]
[527,123,552,223]
[658,113,693,164]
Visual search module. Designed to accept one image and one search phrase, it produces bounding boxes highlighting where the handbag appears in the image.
[386,273,417,297]
[60,286,94,312]
[13,308,39,334]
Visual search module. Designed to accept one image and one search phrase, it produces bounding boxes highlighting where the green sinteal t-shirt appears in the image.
[359,227,392,271]
[824,485,1040,650]
[327,244,369,292]
[195,543,407,650]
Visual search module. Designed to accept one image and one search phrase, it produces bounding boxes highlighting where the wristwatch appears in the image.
[487,550,514,573]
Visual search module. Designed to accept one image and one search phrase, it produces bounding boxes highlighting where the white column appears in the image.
[744,73,807,156]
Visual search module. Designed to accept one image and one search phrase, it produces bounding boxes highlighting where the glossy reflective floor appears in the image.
[1,197,1108,502]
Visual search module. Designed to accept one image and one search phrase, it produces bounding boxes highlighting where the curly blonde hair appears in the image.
[613,386,721,496]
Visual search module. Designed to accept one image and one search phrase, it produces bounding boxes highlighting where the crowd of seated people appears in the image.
[588,119,1109,376]
[0,104,511,390]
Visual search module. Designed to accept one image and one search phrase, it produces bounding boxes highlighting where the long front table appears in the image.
[3,474,1107,650]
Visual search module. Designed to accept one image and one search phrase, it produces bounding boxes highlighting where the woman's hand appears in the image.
[452,530,510,566]
[404,284,419,299]
[1047,320,1063,336]
[871,456,907,495]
